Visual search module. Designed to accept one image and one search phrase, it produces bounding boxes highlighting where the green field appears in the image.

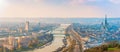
[108,48,118,51]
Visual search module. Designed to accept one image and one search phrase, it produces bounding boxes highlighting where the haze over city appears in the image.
[0,0,120,17]
[0,0,120,52]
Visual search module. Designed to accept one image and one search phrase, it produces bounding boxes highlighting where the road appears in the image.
[27,24,70,52]
[66,25,84,52]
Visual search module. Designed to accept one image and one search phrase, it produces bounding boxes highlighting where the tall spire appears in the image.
[105,14,108,26]
[104,14,109,31]
[101,14,109,32]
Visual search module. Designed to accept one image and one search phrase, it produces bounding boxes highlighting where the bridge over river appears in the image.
[27,24,70,52]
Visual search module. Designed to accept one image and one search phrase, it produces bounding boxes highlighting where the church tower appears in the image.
[101,14,109,32]
[105,14,108,27]
[25,21,29,32]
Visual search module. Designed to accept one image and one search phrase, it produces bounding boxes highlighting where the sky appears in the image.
[0,0,120,18]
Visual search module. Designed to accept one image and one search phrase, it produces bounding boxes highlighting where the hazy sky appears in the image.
[0,0,120,18]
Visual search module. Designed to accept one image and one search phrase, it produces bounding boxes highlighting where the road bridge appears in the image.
[27,24,70,52]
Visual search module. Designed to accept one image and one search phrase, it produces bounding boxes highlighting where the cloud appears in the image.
[0,0,111,18]
[109,0,120,4]
[69,0,97,5]
[5,0,46,6]
[0,0,9,15]
[0,3,104,18]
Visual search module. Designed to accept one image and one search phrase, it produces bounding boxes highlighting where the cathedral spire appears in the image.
[101,14,109,32]
[105,14,108,26]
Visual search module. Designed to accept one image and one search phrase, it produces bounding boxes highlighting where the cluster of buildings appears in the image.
[0,20,55,52]
[0,21,30,33]
[0,32,38,51]
[73,15,120,49]
[17,21,30,33]
[0,21,40,51]
[1,36,30,50]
